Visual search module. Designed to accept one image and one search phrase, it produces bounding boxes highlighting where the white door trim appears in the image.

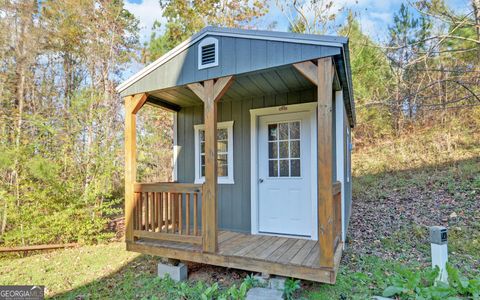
[334,91,346,244]
[250,102,318,240]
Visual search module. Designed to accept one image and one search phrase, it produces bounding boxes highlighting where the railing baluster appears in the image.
[146,192,150,231]
[162,192,166,232]
[171,193,176,234]
[152,192,156,231]
[156,192,160,232]
[193,192,198,236]
[165,192,170,233]
[186,193,190,235]
[178,193,183,235]
[139,192,144,230]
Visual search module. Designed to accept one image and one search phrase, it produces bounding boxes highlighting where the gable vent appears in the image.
[201,44,216,65]
[198,37,219,69]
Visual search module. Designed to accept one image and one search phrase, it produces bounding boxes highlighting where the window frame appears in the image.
[194,121,234,184]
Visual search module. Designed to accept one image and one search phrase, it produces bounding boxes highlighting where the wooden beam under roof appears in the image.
[146,95,181,112]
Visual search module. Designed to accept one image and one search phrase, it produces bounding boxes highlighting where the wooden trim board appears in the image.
[127,240,341,284]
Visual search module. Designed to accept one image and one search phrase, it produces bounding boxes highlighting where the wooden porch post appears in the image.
[294,58,335,268]
[124,93,147,243]
[188,76,234,253]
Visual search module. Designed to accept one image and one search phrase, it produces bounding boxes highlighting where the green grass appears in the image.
[306,256,406,299]
[0,243,141,298]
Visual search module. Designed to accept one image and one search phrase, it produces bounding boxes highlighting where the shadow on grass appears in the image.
[51,253,251,300]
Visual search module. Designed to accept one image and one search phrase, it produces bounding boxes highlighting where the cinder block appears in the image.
[252,275,268,286]
[268,277,286,291]
[158,262,187,282]
[246,287,283,300]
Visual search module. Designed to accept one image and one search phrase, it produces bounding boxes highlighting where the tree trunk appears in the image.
[473,0,480,62]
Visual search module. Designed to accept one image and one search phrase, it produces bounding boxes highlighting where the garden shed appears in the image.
[118,26,354,283]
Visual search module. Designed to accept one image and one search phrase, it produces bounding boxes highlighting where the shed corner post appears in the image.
[317,57,335,268]
[294,58,336,268]
[124,93,147,244]
[187,76,233,253]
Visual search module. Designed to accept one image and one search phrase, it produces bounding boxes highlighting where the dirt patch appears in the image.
[344,170,480,271]
[186,263,250,286]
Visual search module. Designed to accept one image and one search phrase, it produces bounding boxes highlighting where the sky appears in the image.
[125,0,469,43]
[122,0,468,75]
[124,0,416,44]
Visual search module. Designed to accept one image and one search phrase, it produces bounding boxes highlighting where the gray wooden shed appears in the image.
[120,26,355,284]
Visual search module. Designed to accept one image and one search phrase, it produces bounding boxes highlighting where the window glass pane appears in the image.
[218,140,228,152]
[217,128,228,140]
[279,123,288,140]
[218,164,228,177]
[279,160,289,177]
[218,153,228,164]
[290,159,300,177]
[269,160,278,177]
[197,124,234,180]
[289,122,300,139]
[268,124,277,141]
[268,142,277,159]
[290,141,300,158]
[279,141,288,158]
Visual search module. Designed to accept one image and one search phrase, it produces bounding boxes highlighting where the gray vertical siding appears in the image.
[343,109,353,234]
[120,35,341,97]
[177,88,316,233]
[176,87,352,235]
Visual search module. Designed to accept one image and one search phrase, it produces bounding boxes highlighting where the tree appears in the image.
[0,0,140,245]
[339,14,394,141]
[278,0,342,35]
[145,0,269,62]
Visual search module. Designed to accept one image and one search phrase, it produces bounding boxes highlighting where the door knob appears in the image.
[259,178,264,183]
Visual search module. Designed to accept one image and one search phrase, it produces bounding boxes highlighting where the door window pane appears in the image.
[289,122,300,139]
[279,141,289,158]
[279,160,289,177]
[290,159,300,177]
[279,123,289,140]
[269,160,278,177]
[290,141,300,158]
[267,120,301,178]
[268,142,278,159]
[268,124,277,141]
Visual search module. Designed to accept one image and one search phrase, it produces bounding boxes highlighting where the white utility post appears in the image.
[429,226,448,282]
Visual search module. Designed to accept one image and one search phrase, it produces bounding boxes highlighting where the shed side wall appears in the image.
[177,89,316,232]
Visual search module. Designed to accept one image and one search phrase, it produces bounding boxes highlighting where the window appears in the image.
[198,37,219,69]
[267,121,301,178]
[194,121,234,184]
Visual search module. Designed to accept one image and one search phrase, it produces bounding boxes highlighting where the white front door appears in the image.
[258,112,312,237]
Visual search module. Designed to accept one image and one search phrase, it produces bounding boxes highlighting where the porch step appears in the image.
[246,288,283,300]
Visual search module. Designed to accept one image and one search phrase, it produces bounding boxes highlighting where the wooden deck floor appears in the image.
[127,230,342,283]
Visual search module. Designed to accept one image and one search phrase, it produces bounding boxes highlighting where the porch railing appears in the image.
[132,182,203,245]
[332,181,342,249]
